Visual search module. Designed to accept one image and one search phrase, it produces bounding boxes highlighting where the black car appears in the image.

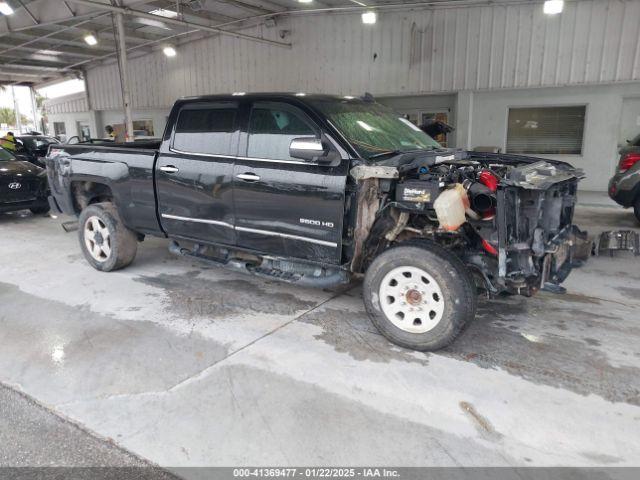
[0,147,50,214]
[609,133,640,222]
[14,134,60,168]
[46,93,589,351]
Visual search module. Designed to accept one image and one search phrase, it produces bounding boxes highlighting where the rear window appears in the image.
[630,133,640,146]
[173,105,238,156]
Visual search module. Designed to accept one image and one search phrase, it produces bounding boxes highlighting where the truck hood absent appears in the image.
[365,148,583,185]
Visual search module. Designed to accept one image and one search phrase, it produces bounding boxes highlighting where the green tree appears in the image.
[0,107,15,125]
[0,107,29,127]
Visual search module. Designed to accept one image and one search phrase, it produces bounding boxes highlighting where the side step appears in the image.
[168,241,351,288]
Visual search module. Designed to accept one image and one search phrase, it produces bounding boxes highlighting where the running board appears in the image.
[168,241,350,288]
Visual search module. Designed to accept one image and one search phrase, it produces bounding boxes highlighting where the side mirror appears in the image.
[289,136,328,162]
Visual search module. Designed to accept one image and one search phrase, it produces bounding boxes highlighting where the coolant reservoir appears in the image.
[434,184,469,231]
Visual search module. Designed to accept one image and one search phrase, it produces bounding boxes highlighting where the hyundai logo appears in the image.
[8,182,21,190]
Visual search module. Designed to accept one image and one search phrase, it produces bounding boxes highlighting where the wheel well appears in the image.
[71,181,114,213]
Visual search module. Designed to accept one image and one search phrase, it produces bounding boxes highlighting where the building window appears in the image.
[53,122,66,137]
[132,120,154,138]
[506,106,586,155]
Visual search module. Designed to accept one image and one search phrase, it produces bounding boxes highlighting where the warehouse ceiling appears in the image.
[0,0,534,86]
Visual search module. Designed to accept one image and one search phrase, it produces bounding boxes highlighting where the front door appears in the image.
[233,101,348,264]
[155,101,239,246]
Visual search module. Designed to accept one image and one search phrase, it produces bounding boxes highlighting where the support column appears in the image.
[11,86,22,133]
[29,87,39,133]
[113,11,134,142]
[455,90,474,150]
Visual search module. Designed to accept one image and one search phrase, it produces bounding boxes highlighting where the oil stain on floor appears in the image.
[136,273,318,320]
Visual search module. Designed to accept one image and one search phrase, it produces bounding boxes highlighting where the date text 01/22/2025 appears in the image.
[232,468,400,478]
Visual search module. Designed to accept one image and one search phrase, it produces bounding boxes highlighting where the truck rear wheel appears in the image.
[78,202,138,272]
[634,196,640,224]
[363,243,476,351]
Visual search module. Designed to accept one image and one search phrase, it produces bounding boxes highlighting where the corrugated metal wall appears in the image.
[87,0,640,111]
[44,92,89,114]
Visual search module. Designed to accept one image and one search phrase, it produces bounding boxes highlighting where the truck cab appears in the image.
[155,95,353,265]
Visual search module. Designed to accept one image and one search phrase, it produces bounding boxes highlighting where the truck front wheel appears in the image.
[363,243,476,351]
[78,202,138,272]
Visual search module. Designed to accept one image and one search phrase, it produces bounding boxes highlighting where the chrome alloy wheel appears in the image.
[84,216,111,262]
[379,266,445,333]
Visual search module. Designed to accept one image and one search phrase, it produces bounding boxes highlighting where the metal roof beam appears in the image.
[65,0,291,47]
[16,0,40,25]
[0,13,113,56]
[0,45,97,59]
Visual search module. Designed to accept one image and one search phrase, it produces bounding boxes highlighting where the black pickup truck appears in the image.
[46,93,590,351]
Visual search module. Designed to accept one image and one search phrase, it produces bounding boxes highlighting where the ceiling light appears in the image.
[0,2,14,15]
[298,0,313,3]
[232,92,246,96]
[543,0,564,15]
[150,8,178,18]
[361,11,377,25]
[163,46,177,57]
[84,33,98,46]
[135,17,171,30]
[295,93,306,96]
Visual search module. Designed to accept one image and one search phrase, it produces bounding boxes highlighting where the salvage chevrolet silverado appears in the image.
[46,94,590,351]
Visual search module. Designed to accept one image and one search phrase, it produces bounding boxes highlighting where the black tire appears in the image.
[634,196,640,224]
[363,242,477,351]
[29,204,50,215]
[77,202,138,272]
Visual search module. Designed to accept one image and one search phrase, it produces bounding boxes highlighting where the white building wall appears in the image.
[43,92,94,141]
[86,0,640,111]
[464,83,640,191]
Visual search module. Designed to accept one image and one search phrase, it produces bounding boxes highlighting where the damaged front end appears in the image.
[494,161,591,295]
[347,151,590,297]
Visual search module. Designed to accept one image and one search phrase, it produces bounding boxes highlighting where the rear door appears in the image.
[233,101,348,264]
[155,102,239,246]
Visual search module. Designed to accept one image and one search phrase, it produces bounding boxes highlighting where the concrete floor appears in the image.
[0,197,639,470]
[0,384,177,478]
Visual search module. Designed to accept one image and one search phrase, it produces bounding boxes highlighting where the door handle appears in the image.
[236,173,261,182]
[160,165,179,173]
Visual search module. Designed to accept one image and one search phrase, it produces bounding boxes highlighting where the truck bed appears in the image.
[46,143,162,236]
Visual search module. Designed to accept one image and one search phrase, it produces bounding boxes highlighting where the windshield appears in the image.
[0,147,16,161]
[309,98,441,160]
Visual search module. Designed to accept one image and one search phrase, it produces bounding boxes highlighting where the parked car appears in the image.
[45,94,590,351]
[0,147,50,215]
[609,133,640,222]
[14,134,60,168]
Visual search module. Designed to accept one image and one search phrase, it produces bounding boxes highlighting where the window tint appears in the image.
[173,107,237,156]
[506,106,586,155]
[247,106,316,161]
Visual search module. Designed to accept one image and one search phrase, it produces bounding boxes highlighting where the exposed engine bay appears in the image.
[349,150,592,296]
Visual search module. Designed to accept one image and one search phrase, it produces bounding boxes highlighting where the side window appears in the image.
[247,106,316,161]
[173,106,237,156]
